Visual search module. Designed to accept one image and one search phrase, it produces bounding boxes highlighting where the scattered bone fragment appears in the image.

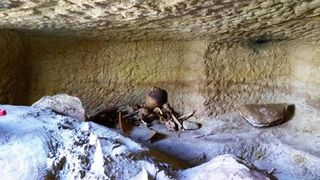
[182,120,201,130]
[138,107,152,123]
[32,94,86,121]
[116,87,195,132]
[153,107,163,115]
[239,103,289,127]
[171,113,183,131]
[163,103,183,131]
[126,105,135,113]
[178,111,194,121]
[88,87,198,134]
[165,120,177,131]
[141,87,197,131]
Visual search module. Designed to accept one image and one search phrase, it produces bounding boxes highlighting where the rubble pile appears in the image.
[0,105,273,180]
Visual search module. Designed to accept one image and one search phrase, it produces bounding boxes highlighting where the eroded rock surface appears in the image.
[24,38,320,116]
[0,30,26,105]
[0,1,319,42]
[0,2,319,118]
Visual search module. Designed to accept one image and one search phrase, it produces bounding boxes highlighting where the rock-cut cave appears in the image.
[0,0,319,179]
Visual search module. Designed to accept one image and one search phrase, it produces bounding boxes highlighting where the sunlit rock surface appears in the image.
[0,105,172,179]
[0,105,272,180]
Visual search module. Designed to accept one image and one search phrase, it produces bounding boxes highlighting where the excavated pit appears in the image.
[0,0,320,179]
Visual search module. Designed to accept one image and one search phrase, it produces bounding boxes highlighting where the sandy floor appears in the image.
[0,104,319,179]
[129,104,320,180]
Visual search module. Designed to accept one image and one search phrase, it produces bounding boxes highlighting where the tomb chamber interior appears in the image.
[0,0,320,179]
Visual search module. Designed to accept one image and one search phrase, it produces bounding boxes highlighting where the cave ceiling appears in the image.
[0,0,320,42]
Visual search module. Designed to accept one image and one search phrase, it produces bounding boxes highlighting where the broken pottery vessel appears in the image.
[239,103,288,127]
[32,94,86,121]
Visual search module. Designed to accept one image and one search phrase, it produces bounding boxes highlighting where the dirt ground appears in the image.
[129,105,320,180]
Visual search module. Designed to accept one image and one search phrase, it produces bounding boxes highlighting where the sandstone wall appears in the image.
[204,40,320,115]
[24,35,320,117]
[289,42,320,107]
[0,30,26,104]
[25,36,207,115]
[204,41,291,115]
